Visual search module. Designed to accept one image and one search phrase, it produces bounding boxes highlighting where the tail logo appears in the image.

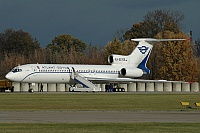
[138,46,149,54]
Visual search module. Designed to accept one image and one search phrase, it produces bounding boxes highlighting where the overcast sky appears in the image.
[0,0,199,47]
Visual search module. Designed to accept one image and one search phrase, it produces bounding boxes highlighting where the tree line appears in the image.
[0,9,199,82]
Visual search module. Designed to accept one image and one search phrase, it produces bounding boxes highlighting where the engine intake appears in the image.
[108,54,129,65]
[120,68,143,78]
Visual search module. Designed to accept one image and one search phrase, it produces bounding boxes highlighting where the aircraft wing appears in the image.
[87,77,188,84]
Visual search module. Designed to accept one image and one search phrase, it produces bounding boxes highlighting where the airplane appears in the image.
[5,38,188,91]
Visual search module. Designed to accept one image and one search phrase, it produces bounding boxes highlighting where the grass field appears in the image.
[0,123,200,133]
[0,93,199,111]
[0,93,200,132]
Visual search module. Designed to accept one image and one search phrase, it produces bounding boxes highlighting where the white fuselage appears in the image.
[6,64,121,83]
[5,38,187,84]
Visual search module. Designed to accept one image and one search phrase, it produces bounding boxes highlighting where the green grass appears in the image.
[0,93,200,132]
[0,93,199,111]
[0,123,200,133]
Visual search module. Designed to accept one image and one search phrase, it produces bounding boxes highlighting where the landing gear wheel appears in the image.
[29,89,34,93]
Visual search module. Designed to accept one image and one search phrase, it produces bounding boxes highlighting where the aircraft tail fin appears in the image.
[129,38,187,74]
[108,38,187,75]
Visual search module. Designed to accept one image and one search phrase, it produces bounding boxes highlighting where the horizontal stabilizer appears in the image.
[131,38,187,42]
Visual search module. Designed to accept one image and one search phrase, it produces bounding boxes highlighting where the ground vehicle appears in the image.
[0,79,14,92]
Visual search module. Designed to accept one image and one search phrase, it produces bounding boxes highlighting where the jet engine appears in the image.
[120,68,143,78]
[108,54,129,65]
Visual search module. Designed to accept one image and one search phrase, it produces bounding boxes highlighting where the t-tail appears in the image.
[108,38,186,78]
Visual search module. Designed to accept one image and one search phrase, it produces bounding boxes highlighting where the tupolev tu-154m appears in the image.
[5,38,188,91]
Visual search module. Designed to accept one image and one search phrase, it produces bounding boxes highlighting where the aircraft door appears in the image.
[89,69,96,76]
[31,66,37,77]
[92,69,96,75]
[67,66,75,79]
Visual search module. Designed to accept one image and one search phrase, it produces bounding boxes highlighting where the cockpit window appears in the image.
[12,68,22,73]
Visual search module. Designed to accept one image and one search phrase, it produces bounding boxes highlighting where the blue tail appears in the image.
[137,50,151,74]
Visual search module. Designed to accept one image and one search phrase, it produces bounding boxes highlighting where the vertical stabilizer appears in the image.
[129,40,153,71]
[129,38,186,74]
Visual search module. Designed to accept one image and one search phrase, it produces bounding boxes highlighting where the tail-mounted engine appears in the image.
[120,68,143,78]
[108,54,129,65]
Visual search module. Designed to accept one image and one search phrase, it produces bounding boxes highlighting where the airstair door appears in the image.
[89,69,96,76]
[31,66,38,77]
[67,66,75,79]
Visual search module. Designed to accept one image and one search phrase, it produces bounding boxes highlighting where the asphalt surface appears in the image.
[0,111,200,123]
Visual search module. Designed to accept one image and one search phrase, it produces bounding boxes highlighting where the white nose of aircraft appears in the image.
[5,72,16,81]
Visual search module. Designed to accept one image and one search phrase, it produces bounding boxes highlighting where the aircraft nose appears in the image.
[5,72,15,81]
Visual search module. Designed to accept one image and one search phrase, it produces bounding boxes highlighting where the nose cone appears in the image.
[5,72,16,81]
